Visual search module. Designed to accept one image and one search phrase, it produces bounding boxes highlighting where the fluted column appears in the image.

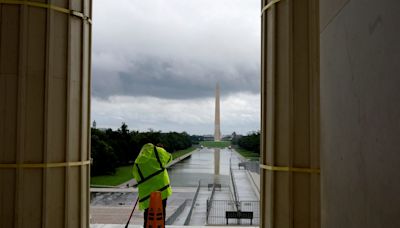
[260,0,320,227]
[0,0,92,227]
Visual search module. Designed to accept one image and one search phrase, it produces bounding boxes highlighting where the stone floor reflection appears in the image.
[90,148,259,226]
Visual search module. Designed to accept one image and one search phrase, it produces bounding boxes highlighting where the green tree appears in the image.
[231,132,239,145]
[90,125,193,177]
[237,131,260,154]
[91,134,117,175]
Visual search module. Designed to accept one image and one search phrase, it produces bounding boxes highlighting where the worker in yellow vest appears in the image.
[132,143,173,227]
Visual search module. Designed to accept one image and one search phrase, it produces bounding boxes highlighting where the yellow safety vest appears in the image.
[132,143,173,210]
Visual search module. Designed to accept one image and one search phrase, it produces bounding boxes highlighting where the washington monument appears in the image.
[214,83,221,141]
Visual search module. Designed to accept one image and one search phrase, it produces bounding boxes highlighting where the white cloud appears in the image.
[91,92,260,135]
[93,0,260,64]
[91,0,261,134]
[92,0,261,99]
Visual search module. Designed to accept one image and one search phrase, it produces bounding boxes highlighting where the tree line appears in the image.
[91,123,192,176]
[232,131,260,154]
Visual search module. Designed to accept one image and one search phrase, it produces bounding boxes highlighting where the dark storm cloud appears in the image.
[91,0,261,133]
[91,0,261,100]
[92,56,259,99]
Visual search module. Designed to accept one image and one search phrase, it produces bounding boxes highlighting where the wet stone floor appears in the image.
[90,148,259,226]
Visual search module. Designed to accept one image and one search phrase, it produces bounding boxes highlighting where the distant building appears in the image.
[92,120,97,128]
[221,135,232,141]
[203,135,214,141]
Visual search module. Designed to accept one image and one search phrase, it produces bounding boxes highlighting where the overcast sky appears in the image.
[91,0,261,135]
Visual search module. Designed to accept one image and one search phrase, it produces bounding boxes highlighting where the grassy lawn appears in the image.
[90,146,197,186]
[171,146,197,159]
[90,165,133,186]
[200,141,231,148]
[234,146,260,160]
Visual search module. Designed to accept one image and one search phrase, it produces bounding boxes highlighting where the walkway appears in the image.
[90,148,260,226]
[229,150,259,201]
[188,187,211,225]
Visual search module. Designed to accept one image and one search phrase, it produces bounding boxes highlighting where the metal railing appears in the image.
[238,161,260,174]
[230,159,239,204]
[206,200,259,225]
[183,180,201,225]
[166,199,190,225]
[206,183,218,223]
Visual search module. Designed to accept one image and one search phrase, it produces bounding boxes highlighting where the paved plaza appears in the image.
[90,148,260,226]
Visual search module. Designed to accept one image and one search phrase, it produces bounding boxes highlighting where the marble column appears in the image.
[260,0,320,227]
[0,1,92,227]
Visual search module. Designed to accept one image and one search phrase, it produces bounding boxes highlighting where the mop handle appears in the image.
[125,197,139,228]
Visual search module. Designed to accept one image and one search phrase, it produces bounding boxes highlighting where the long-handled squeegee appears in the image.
[125,197,139,228]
